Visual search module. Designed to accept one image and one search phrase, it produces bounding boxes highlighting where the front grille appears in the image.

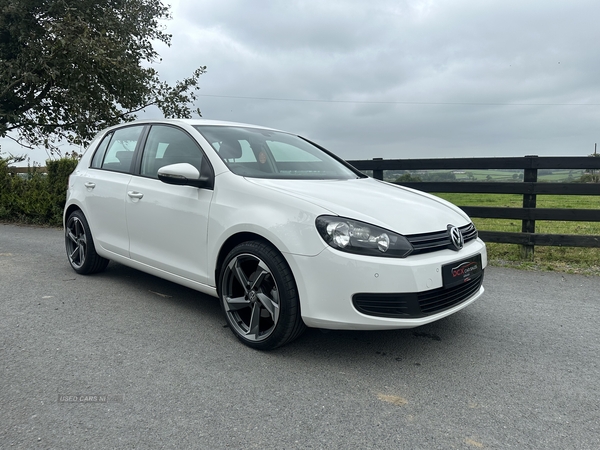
[352,271,484,319]
[407,223,478,255]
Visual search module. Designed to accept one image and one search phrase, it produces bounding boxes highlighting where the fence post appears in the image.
[372,158,383,180]
[521,155,538,260]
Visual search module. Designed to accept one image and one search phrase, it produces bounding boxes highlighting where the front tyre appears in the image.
[65,210,109,274]
[219,241,306,350]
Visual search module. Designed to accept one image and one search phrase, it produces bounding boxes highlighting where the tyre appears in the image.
[219,240,306,350]
[65,210,109,274]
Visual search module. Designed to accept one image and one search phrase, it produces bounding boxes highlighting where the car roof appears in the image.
[124,118,283,132]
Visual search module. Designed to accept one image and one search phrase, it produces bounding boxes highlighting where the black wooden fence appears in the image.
[9,156,600,258]
[347,156,600,258]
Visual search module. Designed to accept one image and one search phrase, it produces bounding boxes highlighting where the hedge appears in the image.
[0,156,79,226]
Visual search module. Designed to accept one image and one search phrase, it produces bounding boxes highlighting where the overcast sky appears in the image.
[4,0,600,163]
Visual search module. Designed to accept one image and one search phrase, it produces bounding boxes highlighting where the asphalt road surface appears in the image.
[1,223,599,449]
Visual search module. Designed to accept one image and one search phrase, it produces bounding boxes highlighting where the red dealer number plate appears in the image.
[442,254,482,288]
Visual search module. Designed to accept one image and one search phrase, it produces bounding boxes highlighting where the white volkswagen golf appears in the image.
[64,119,487,349]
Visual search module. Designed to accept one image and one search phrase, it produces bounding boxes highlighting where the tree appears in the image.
[395,173,422,183]
[422,171,456,182]
[579,149,600,183]
[0,0,206,151]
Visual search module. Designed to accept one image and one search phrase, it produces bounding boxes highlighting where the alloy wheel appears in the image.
[66,216,87,270]
[221,253,281,342]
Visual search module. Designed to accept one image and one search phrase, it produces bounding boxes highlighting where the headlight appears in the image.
[316,216,413,258]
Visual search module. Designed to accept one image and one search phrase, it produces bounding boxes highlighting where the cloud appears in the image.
[159,0,600,158]
[5,0,600,163]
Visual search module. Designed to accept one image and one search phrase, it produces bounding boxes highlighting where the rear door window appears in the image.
[100,126,144,173]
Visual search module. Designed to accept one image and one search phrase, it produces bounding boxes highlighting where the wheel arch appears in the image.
[214,232,294,297]
[63,203,83,227]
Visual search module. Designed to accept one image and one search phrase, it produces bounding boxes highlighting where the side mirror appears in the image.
[158,163,213,189]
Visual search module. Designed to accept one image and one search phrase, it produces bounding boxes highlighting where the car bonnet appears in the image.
[245,177,471,235]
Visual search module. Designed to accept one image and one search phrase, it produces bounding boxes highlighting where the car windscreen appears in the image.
[194,125,362,180]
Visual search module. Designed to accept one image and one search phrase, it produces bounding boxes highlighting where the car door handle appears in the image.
[127,191,144,199]
[84,182,96,189]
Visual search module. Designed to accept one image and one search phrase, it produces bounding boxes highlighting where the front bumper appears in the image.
[285,238,487,330]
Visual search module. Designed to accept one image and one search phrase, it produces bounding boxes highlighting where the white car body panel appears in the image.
[126,176,213,284]
[246,177,470,235]
[287,240,487,329]
[79,169,131,257]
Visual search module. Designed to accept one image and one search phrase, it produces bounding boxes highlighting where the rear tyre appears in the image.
[65,210,109,274]
[219,240,306,350]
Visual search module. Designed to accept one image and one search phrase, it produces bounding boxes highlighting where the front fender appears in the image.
[206,174,329,285]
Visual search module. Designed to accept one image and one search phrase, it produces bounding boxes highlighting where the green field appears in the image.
[383,168,592,184]
[453,169,586,182]
[434,193,600,275]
